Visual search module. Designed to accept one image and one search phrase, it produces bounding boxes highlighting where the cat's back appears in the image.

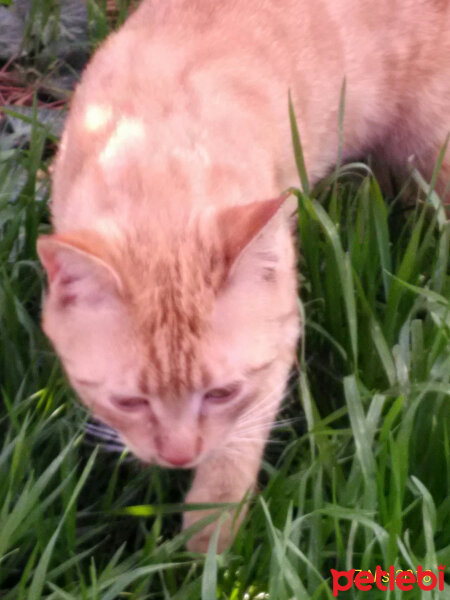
[51,0,450,233]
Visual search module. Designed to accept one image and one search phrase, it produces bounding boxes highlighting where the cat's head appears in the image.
[38,196,299,468]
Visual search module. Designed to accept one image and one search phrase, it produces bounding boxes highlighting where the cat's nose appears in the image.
[155,433,202,467]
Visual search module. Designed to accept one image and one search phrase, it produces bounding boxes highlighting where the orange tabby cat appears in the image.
[37,0,450,552]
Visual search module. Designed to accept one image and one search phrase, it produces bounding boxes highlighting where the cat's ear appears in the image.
[37,232,123,308]
[216,193,290,273]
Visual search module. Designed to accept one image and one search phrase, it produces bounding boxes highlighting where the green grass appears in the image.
[1,2,450,598]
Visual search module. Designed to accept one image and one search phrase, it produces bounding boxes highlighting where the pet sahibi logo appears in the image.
[330,565,446,597]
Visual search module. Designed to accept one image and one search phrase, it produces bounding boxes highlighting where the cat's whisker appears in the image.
[225,420,277,442]
[230,436,284,445]
[236,398,280,426]
[219,412,303,461]
[241,384,286,413]
[237,408,275,424]
[237,405,271,422]
[235,416,302,438]
[235,422,274,435]
[237,376,300,424]
[236,404,291,430]
[233,424,273,440]
[235,402,299,436]
[271,416,303,428]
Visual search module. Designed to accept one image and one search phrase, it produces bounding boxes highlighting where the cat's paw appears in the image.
[183,508,235,553]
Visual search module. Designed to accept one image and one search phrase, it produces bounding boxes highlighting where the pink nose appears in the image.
[158,450,195,467]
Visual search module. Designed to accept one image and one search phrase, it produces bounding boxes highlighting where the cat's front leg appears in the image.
[183,438,266,553]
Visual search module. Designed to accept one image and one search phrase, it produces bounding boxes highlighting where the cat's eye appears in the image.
[203,384,241,404]
[111,396,148,411]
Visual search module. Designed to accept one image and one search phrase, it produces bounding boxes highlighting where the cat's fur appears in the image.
[38,0,450,552]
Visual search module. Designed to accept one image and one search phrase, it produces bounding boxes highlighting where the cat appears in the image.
[37,0,450,552]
